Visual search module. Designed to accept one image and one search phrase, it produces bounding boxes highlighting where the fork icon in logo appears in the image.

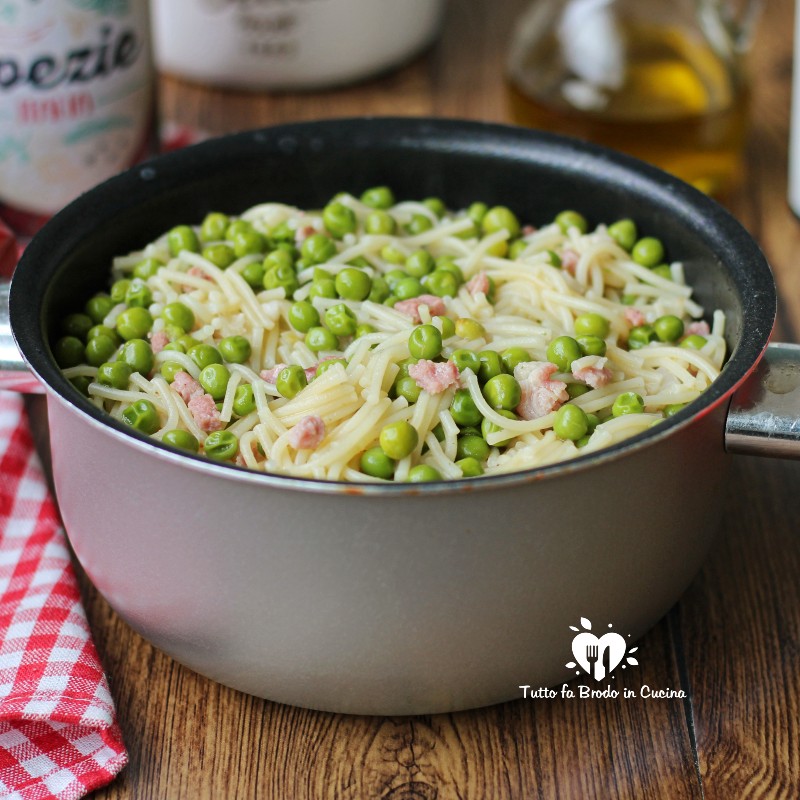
[586,645,599,680]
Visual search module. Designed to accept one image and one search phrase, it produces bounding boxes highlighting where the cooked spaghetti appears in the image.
[53,190,726,482]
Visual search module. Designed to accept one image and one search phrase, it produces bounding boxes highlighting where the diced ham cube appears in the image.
[408,359,460,394]
[149,330,169,354]
[172,371,204,403]
[513,361,569,420]
[686,320,710,337]
[288,414,326,450]
[624,308,646,327]
[571,355,612,389]
[561,249,579,275]
[394,294,447,324]
[294,224,317,245]
[466,271,490,297]
[188,392,224,432]
[260,364,288,384]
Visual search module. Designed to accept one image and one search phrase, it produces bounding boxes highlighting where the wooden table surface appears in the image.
[71,0,800,797]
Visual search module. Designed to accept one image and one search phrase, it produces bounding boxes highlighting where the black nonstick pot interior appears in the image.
[11,117,775,470]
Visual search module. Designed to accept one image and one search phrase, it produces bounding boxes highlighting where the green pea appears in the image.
[263,264,299,296]
[241,260,266,289]
[451,349,481,373]
[168,225,200,256]
[197,363,230,400]
[124,279,152,309]
[231,228,266,258]
[335,267,373,301]
[405,250,435,278]
[97,360,132,389]
[422,197,446,218]
[456,457,484,477]
[87,324,120,345]
[381,244,406,265]
[508,239,527,259]
[202,243,236,269]
[382,269,405,291]
[70,375,92,396]
[456,434,490,461]
[408,324,442,360]
[654,315,685,342]
[394,276,423,300]
[355,323,376,339]
[478,350,504,383]
[553,404,589,441]
[233,384,256,417]
[308,279,337,300]
[612,391,645,416]
[586,413,600,431]
[54,336,85,368]
[404,214,433,236]
[555,210,588,234]
[394,374,422,404]
[188,344,223,369]
[110,280,131,304]
[200,211,230,243]
[323,304,357,336]
[119,338,153,375]
[204,430,239,461]
[500,347,530,373]
[133,257,163,280]
[547,250,562,268]
[481,409,517,446]
[176,334,199,351]
[316,358,347,377]
[681,334,707,350]
[450,388,482,427]
[455,318,485,340]
[434,315,456,339]
[116,307,153,341]
[162,429,200,452]
[288,300,320,333]
[219,335,251,364]
[160,361,183,383]
[365,210,396,235]
[482,206,521,238]
[663,403,687,417]
[85,294,115,325]
[379,420,419,460]
[305,326,339,352]
[405,463,441,482]
[274,365,307,399]
[628,324,657,350]
[546,336,581,371]
[323,201,357,239]
[577,335,607,357]
[360,186,395,210]
[483,373,521,411]
[467,202,488,226]
[608,219,637,251]
[263,248,294,272]
[122,399,160,434]
[632,236,665,267]
[574,313,610,338]
[360,447,395,479]
[301,233,337,265]
[651,264,673,280]
[62,312,93,340]
[435,257,464,284]
[162,302,195,332]
[268,220,294,244]
[567,383,592,399]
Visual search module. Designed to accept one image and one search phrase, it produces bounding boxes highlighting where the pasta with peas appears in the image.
[52,187,726,482]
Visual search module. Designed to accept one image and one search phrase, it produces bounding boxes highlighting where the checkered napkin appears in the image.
[0,393,127,800]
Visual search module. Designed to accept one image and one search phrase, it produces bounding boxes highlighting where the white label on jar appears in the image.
[0,0,154,215]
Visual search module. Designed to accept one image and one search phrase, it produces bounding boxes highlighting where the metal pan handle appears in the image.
[725,342,800,459]
[0,279,44,394]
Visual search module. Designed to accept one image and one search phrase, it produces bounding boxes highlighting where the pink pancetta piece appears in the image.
[686,320,710,337]
[187,265,210,279]
[288,415,326,450]
[561,249,579,275]
[149,330,169,354]
[260,364,288,384]
[624,307,646,327]
[394,294,447,324]
[466,271,490,297]
[294,223,316,245]
[513,361,569,420]
[522,224,537,236]
[408,359,460,394]
[171,371,204,404]
[188,393,224,432]
[571,355,612,389]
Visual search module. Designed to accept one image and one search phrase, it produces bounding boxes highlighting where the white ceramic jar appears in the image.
[151,0,446,91]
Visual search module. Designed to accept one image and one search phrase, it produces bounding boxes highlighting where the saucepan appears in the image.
[1,118,798,715]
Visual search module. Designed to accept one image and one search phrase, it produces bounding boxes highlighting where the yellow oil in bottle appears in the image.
[507,22,750,196]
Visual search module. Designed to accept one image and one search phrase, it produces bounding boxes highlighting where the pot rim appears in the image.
[10,117,777,496]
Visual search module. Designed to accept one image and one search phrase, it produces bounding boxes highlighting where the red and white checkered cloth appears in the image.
[0,393,127,800]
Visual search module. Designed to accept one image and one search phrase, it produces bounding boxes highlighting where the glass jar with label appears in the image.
[0,0,156,237]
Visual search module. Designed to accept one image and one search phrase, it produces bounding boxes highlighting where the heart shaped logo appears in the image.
[571,631,628,680]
